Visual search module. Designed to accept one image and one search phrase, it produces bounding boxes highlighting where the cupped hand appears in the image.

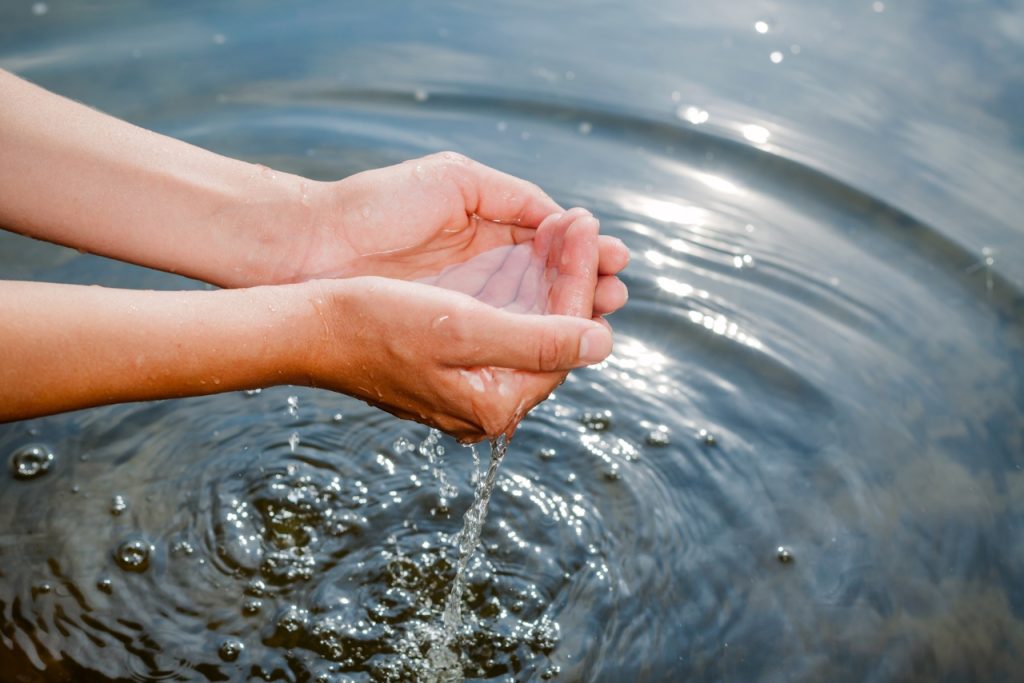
[304,212,610,442]
[293,152,628,317]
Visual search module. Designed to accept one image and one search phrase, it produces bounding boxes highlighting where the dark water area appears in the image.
[2,1,1024,681]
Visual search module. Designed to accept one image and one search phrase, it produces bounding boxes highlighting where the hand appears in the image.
[293,153,629,318]
[304,212,610,442]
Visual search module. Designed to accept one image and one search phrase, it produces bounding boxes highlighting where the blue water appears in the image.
[1,1,1022,681]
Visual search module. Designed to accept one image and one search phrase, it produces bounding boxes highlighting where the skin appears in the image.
[0,69,629,442]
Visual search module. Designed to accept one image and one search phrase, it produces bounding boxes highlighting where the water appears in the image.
[2,1,1023,681]
[427,436,509,681]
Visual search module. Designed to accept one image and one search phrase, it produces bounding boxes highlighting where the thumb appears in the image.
[450,311,613,371]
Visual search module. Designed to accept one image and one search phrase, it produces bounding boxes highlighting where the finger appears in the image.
[598,235,630,275]
[449,154,564,227]
[475,242,533,308]
[547,214,599,319]
[594,275,628,316]
[449,309,613,371]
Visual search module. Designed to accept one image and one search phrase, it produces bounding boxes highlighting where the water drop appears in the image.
[777,546,794,564]
[218,638,244,662]
[9,444,55,480]
[244,388,262,397]
[110,494,128,516]
[114,539,152,573]
[332,413,344,423]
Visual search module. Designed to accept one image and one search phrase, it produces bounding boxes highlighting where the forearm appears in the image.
[0,69,316,287]
[0,281,315,420]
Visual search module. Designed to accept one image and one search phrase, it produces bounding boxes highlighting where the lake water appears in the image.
[2,1,1023,681]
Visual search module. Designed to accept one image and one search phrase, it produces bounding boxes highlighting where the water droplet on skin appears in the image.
[114,539,152,573]
[9,444,55,480]
[110,495,128,516]
[218,639,244,662]
[777,546,794,563]
[698,428,717,446]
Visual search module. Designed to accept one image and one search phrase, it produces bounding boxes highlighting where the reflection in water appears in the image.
[1,0,1024,681]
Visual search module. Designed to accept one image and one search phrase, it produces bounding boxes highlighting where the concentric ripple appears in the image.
[2,8,1023,681]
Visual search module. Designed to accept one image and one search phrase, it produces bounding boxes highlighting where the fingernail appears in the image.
[579,327,611,365]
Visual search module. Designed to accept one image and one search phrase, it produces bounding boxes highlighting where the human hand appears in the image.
[293,153,629,318]
[302,212,609,441]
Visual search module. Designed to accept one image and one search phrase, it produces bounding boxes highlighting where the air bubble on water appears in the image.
[242,598,263,615]
[288,431,300,453]
[777,546,794,563]
[218,638,244,662]
[581,410,612,431]
[645,426,671,446]
[9,444,55,480]
[31,2,47,16]
[114,539,152,573]
[110,494,128,516]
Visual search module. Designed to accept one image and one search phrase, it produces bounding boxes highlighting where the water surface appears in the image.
[1,1,1023,681]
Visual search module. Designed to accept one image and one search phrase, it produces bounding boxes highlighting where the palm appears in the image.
[299,153,558,282]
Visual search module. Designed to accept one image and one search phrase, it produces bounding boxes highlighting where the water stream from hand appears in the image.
[425,434,509,681]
